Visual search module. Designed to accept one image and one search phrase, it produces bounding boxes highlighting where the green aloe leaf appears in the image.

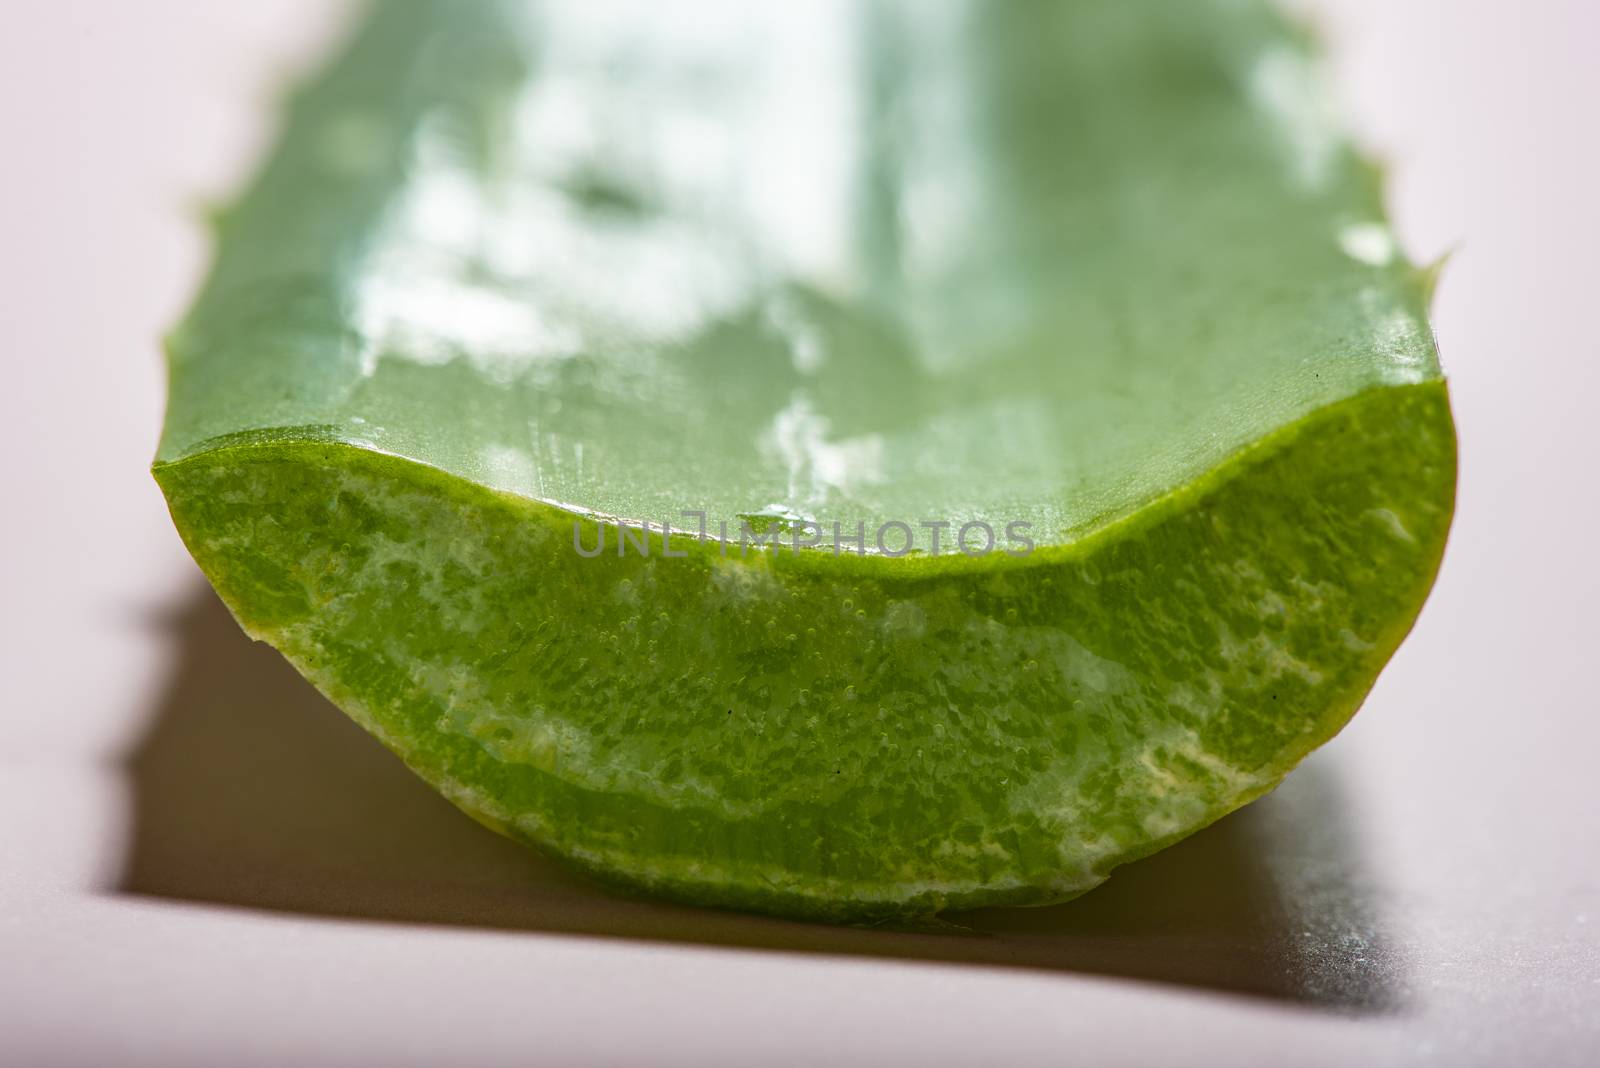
[155,0,1456,921]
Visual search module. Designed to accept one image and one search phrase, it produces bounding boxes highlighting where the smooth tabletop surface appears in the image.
[3,2,1597,1065]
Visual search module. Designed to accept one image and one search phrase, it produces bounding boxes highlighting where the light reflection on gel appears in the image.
[177,0,1442,552]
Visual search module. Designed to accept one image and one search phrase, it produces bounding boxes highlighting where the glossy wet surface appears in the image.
[161,0,1440,548]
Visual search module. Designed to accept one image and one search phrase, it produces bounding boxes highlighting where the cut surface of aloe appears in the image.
[156,0,1456,921]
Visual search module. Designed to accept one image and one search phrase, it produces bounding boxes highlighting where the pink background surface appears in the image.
[3,2,1597,1064]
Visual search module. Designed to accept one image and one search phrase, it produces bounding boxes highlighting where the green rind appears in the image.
[155,380,1454,922]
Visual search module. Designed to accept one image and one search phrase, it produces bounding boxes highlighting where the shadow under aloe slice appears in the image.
[154,0,1456,922]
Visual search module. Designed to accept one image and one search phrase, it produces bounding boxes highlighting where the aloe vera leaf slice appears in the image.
[155,0,1456,921]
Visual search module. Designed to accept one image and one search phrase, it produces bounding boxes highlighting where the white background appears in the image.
[2,2,1597,1065]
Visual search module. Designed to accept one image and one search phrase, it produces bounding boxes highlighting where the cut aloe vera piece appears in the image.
[155,0,1456,922]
